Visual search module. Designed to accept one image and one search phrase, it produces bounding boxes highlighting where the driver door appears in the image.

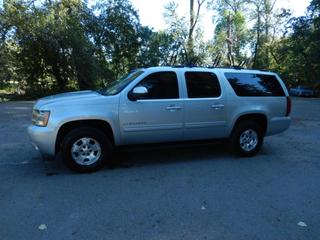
[119,71,184,145]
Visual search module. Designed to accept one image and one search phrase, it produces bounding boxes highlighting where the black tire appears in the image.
[61,127,113,173]
[230,121,264,157]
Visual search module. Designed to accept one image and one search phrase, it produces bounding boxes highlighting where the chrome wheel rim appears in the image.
[71,137,102,166]
[240,129,258,152]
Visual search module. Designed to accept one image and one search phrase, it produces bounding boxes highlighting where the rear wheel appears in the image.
[61,127,113,173]
[230,121,264,157]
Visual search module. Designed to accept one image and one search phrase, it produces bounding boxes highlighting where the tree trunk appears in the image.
[187,0,205,64]
[188,0,195,62]
[253,7,261,68]
[226,14,234,66]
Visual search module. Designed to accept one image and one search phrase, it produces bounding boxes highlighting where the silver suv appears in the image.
[28,66,291,172]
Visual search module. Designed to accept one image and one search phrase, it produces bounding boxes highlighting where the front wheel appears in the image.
[230,121,264,157]
[61,127,113,173]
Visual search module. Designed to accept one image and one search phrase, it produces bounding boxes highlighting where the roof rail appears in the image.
[208,66,244,70]
[159,65,269,72]
[170,65,246,70]
[171,64,198,68]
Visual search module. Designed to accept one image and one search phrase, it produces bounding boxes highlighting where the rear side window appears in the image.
[135,71,179,99]
[225,73,285,97]
[185,72,221,98]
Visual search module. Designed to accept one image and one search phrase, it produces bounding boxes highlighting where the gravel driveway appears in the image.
[0,98,319,240]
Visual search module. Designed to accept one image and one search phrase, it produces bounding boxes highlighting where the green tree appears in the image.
[2,0,100,93]
[92,0,141,80]
[187,0,206,62]
[209,0,251,66]
[163,1,207,65]
[1,0,145,96]
[250,0,277,68]
[273,0,320,86]
[136,27,177,66]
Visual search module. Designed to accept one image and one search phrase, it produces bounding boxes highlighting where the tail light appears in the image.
[286,96,291,116]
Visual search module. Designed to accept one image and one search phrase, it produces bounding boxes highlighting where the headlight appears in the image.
[32,110,50,127]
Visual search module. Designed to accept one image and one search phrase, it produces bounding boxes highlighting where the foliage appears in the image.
[163,1,207,65]
[0,0,173,97]
[272,0,320,86]
[0,0,319,99]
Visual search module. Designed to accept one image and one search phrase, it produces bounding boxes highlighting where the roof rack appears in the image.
[171,64,198,68]
[210,65,244,69]
[167,65,246,70]
[157,65,269,72]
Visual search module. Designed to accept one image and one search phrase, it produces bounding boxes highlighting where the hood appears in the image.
[34,90,103,109]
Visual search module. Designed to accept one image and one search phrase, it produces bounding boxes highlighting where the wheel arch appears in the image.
[55,119,115,154]
[230,113,268,137]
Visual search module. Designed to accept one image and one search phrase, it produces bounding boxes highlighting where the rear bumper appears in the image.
[266,117,291,136]
[28,125,56,158]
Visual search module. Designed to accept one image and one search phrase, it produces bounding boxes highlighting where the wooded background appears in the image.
[0,0,319,99]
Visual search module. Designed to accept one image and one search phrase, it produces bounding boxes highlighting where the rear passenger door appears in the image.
[182,71,228,140]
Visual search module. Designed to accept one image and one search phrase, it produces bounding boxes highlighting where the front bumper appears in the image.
[28,125,56,157]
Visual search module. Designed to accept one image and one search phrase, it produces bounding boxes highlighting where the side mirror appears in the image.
[129,86,148,100]
[133,86,148,95]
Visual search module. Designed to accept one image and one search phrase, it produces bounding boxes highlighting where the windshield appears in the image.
[98,70,144,96]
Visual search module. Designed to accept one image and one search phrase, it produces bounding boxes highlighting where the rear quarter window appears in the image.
[225,73,285,97]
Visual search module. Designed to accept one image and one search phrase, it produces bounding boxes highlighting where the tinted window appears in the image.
[185,72,221,98]
[134,71,179,99]
[225,73,285,97]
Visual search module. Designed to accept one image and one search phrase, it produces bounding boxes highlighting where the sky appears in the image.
[131,0,312,40]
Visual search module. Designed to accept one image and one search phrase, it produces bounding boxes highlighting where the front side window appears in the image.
[225,73,285,97]
[185,72,221,98]
[133,71,179,99]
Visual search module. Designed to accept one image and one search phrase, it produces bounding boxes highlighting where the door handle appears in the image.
[211,104,225,110]
[166,106,182,111]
